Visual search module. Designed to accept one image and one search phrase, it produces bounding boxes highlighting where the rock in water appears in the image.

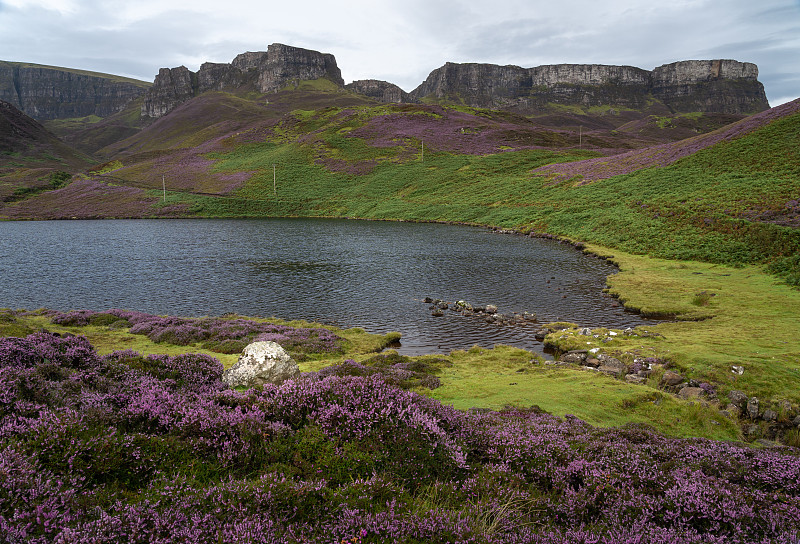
[222,341,299,388]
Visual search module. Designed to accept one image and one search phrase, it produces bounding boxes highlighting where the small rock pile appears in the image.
[726,390,800,440]
[423,297,537,325]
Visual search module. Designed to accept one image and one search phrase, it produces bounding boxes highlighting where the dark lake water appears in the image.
[0,218,653,355]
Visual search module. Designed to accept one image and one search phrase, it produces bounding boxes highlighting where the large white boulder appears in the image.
[222,341,299,388]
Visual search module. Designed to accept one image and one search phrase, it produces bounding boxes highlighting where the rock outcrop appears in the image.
[651,60,769,113]
[141,43,344,118]
[410,59,769,114]
[0,61,149,120]
[345,80,410,103]
[141,66,196,119]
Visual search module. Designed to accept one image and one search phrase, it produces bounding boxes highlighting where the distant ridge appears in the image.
[2,45,770,123]
[0,60,150,120]
[409,59,769,114]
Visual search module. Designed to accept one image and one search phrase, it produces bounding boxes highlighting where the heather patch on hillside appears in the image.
[0,178,188,219]
[532,98,800,182]
[49,309,344,360]
[1,332,799,543]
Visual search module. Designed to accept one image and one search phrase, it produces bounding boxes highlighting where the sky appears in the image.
[1,0,798,106]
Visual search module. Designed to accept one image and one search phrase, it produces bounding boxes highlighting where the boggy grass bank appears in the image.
[0,303,786,444]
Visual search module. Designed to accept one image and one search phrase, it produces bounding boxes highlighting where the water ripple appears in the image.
[0,218,655,355]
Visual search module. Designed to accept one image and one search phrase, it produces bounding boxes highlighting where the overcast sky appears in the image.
[1,0,798,106]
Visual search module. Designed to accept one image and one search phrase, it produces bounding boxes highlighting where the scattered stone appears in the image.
[762,409,778,422]
[661,370,684,387]
[721,406,740,419]
[731,365,744,375]
[678,387,703,400]
[533,329,548,341]
[585,357,600,367]
[746,397,760,420]
[755,439,779,448]
[579,327,592,336]
[431,308,444,317]
[455,300,472,311]
[222,341,299,388]
[728,390,748,409]
[423,296,434,303]
[597,355,627,378]
[560,350,588,364]
[485,304,498,314]
[793,415,800,428]
[625,375,646,384]
[744,424,760,438]
[779,400,797,420]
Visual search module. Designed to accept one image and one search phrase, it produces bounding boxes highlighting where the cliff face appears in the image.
[256,43,343,93]
[142,43,344,118]
[411,59,769,114]
[0,62,149,120]
[410,62,653,110]
[651,60,769,113]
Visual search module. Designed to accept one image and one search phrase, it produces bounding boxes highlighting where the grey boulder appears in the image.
[222,341,300,388]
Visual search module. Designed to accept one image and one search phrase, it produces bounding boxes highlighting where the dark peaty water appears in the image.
[0,218,653,355]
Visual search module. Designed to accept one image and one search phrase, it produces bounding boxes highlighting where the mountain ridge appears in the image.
[1,44,770,123]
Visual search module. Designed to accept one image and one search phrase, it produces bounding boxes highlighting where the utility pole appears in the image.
[579,126,582,149]
[162,175,166,202]
[421,140,424,162]
[273,164,276,198]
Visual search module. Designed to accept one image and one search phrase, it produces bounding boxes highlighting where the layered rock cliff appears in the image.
[650,60,769,113]
[0,61,149,120]
[410,59,769,114]
[142,43,344,118]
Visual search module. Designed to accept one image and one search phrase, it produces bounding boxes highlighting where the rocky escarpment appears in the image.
[142,43,344,118]
[0,61,149,120]
[345,80,410,103]
[411,59,769,114]
[651,60,769,114]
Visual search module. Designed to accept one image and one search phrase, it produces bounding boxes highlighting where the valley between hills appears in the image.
[1,43,800,543]
[2,44,800,441]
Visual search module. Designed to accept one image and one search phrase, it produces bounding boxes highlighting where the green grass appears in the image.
[417,345,738,440]
[0,311,399,370]
[544,247,800,404]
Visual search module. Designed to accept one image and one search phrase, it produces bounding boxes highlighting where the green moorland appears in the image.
[2,94,799,442]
